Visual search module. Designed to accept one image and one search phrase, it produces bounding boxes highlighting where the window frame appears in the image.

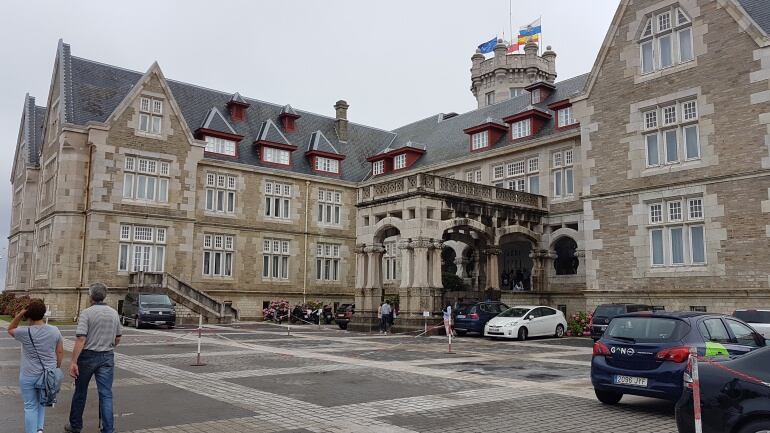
[202,233,235,277]
[118,225,166,273]
[511,119,531,139]
[262,239,290,280]
[471,131,489,150]
[639,6,694,75]
[318,189,342,226]
[123,156,170,203]
[647,196,707,267]
[264,181,292,220]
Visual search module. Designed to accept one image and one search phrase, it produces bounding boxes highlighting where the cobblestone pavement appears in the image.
[0,321,678,432]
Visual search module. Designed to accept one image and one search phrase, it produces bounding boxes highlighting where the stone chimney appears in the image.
[334,100,349,142]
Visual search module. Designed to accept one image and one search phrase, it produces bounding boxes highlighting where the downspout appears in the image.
[76,143,94,319]
[303,180,311,304]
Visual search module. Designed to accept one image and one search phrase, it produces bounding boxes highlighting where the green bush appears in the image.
[0,292,16,315]
[442,272,467,292]
[8,295,32,317]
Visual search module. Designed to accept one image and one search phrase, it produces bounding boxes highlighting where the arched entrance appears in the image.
[553,237,578,275]
[499,233,536,291]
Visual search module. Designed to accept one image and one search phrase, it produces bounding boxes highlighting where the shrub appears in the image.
[566,311,592,337]
[263,299,289,321]
[8,295,33,317]
[442,273,467,292]
[0,292,16,315]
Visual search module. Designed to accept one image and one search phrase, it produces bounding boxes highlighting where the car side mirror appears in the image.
[529,315,535,320]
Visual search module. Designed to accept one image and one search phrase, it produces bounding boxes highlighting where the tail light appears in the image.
[593,341,611,357]
[683,358,694,389]
[656,346,690,363]
[468,313,480,320]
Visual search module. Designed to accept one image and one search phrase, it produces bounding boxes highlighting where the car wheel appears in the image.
[737,419,770,433]
[338,323,348,330]
[517,327,528,341]
[555,324,565,338]
[594,389,623,405]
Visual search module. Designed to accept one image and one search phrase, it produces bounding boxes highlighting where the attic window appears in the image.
[373,160,385,176]
[205,136,236,156]
[139,97,162,135]
[394,154,407,170]
[639,6,693,75]
[512,119,531,139]
[315,157,339,174]
[557,106,576,127]
[263,147,291,165]
[531,89,542,104]
[471,131,489,150]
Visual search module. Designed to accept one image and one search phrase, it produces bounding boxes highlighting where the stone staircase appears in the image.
[128,272,238,324]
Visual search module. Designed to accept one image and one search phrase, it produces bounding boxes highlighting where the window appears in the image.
[265,181,292,219]
[471,131,489,150]
[466,169,481,184]
[699,318,732,344]
[372,160,384,176]
[205,172,237,214]
[316,243,340,281]
[202,233,234,277]
[318,189,342,225]
[6,239,18,287]
[123,157,169,203]
[511,119,531,139]
[118,225,166,273]
[508,178,526,191]
[531,89,541,104]
[492,165,505,181]
[510,88,522,98]
[639,7,693,75]
[528,175,540,194]
[552,150,574,198]
[204,136,236,156]
[528,157,539,173]
[383,242,398,281]
[263,147,291,165]
[485,91,495,106]
[507,160,525,177]
[725,320,761,347]
[557,106,576,127]
[36,224,52,276]
[40,158,57,208]
[315,157,340,174]
[648,196,706,267]
[393,153,407,170]
[138,97,162,135]
[643,100,700,167]
[262,239,290,280]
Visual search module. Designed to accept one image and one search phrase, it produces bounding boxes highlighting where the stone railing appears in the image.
[358,173,547,211]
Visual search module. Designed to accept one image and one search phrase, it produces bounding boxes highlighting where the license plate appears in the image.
[155,321,166,325]
[614,375,647,387]
[158,312,163,315]
[456,315,466,319]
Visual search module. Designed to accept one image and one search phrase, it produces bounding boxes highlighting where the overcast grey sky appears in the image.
[0,0,619,285]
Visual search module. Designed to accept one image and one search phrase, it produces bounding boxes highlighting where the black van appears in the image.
[121,292,176,328]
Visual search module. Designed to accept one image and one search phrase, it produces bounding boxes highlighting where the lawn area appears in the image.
[0,315,77,326]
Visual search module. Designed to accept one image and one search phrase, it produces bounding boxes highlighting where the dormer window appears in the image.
[373,160,385,176]
[531,89,542,104]
[205,136,236,156]
[557,106,576,127]
[639,6,693,75]
[394,154,407,170]
[512,119,531,139]
[263,147,291,165]
[471,131,489,150]
[315,157,339,174]
[138,97,162,135]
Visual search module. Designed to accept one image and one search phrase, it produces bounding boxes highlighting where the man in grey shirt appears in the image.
[65,283,121,433]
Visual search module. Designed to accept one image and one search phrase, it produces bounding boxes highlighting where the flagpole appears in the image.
[509,0,513,49]
[539,15,543,55]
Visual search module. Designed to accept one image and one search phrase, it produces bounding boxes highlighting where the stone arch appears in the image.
[550,227,581,248]
[439,217,495,242]
[495,225,540,245]
[372,217,404,244]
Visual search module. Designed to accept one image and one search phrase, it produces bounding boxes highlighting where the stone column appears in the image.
[529,249,554,292]
[410,237,431,288]
[430,240,444,289]
[484,247,502,289]
[364,244,385,289]
[354,244,367,289]
[454,257,467,279]
[398,240,413,289]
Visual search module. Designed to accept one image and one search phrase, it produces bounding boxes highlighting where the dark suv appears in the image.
[121,292,176,329]
[453,301,509,335]
[335,304,354,330]
[591,303,653,340]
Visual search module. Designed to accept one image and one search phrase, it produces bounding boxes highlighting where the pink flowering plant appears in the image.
[566,311,592,337]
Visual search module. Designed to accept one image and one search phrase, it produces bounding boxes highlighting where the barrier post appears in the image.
[190,314,206,366]
[287,305,291,336]
[448,330,452,354]
[689,348,702,433]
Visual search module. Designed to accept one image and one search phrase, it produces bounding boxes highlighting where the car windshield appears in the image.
[605,317,689,343]
[139,294,172,307]
[733,310,770,324]
[456,304,476,314]
[497,308,531,318]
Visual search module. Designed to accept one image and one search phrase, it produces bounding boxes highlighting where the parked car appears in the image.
[591,312,766,405]
[591,303,654,340]
[675,346,770,433]
[453,301,509,335]
[335,304,354,330]
[732,309,770,339]
[484,306,567,340]
[121,292,176,329]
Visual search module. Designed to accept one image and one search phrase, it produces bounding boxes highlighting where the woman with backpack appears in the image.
[7,299,64,433]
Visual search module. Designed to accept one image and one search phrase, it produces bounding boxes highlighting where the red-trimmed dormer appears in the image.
[255,119,297,167]
[367,142,426,176]
[548,99,579,130]
[195,107,244,157]
[227,92,250,123]
[306,130,345,176]
[502,108,552,141]
[278,104,301,133]
[524,81,556,105]
[463,117,509,153]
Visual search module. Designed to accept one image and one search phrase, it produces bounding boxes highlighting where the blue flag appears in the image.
[477,37,497,54]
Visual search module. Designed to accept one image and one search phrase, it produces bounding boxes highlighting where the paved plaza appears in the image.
[0,322,678,432]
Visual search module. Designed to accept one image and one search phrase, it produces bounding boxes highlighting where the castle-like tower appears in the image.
[470,40,556,108]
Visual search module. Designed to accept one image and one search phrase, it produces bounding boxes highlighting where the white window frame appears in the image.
[138,97,163,136]
[316,243,341,281]
[263,147,291,165]
[202,233,234,277]
[265,181,292,220]
[262,239,290,280]
[383,242,399,282]
[551,149,574,199]
[372,160,384,176]
[393,153,407,170]
[118,225,166,273]
[204,136,236,156]
[492,165,505,181]
[205,172,237,214]
[123,157,169,203]
[318,189,342,226]
[315,157,340,174]
[642,100,700,168]
[557,106,576,127]
[639,7,693,75]
[511,119,531,139]
[647,196,707,267]
[471,131,489,150]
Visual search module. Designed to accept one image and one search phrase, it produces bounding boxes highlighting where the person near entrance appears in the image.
[380,301,393,334]
[443,303,453,336]
[65,283,122,433]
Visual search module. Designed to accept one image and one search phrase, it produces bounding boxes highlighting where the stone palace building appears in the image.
[6,0,770,324]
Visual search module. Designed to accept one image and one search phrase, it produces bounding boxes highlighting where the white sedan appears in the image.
[484,305,567,340]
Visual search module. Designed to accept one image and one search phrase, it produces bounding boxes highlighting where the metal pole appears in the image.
[287,304,291,336]
[690,349,703,433]
[448,330,452,353]
[191,314,206,366]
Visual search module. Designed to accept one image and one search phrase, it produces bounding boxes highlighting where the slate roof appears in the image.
[199,107,237,134]
[738,0,770,34]
[389,73,589,173]
[307,130,340,155]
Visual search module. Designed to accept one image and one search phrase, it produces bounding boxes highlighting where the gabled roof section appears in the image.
[11,95,46,180]
[280,104,299,117]
[737,0,770,35]
[229,92,249,106]
[200,107,237,135]
[307,130,340,155]
[256,119,295,148]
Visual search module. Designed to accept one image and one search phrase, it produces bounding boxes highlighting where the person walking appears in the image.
[65,283,122,433]
[8,299,64,433]
[377,303,384,334]
[443,303,453,337]
[380,301,392,334]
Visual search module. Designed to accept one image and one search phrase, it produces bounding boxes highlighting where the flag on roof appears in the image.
[477,37,497,54]
[507,43,520,54]
[517,33,540,45]
[519,18,542,36]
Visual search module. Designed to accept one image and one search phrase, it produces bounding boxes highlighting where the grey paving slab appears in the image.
[152,352,333,373]
[115,342,235,356]
[430,359,588,382]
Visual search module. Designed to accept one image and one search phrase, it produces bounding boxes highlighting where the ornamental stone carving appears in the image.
[373,179,404,196]
[397,240,413,250]
[410,237,433,249]
[484,247,502,255]
[354,243,367,254]
[363,244,385,254]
